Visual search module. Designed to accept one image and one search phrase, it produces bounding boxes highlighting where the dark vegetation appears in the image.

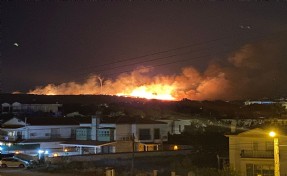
[1,94,286,119]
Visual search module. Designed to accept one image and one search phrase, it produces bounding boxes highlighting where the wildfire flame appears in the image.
[28,66,231,101]
[26,34,287,101]
[117,84,175,100]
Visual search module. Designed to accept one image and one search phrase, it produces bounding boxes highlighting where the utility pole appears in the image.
[131,133,135,176]
[269,131,280,176]
[0,25,2,93]
[274,137,280,176]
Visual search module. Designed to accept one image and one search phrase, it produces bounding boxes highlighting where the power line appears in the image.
[72,28,287,82]
[74,35,233,73]
[75,27,285,74]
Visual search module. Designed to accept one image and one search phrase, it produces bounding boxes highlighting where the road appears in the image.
[0,168,76,176]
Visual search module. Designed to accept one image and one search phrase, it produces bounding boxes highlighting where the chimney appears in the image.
[91,111,102,141]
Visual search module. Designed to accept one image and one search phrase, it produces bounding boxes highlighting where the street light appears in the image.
[269,131,280,176]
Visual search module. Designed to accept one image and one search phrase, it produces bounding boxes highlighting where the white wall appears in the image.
[132,123,169,143]
[16,125,78,139]
[114,124,131,140]
[158,119,191,134]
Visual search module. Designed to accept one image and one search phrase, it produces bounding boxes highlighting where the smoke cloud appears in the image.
[28,32,287,100]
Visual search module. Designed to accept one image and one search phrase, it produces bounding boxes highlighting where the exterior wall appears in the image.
[228,130,287,176]
[11,141,65,156]
[173,120,191,134]
[1,103,11,114]
[47,149,192,164]
[1,103,62,114]
[76,128,91,140]
[114,124,132,140]
[75,122,169,153]
[39,141,63,150]
[25,126,76,139]
[19,104,62,113]
[158,119,191,135]
[239,159,273,176]
[114,141,133,153]
[132,123,168,143]
[2,125,78,141]
[80,122,168,143]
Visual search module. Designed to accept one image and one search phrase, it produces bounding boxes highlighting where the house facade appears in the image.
[63,115,169,154]
[1,102,62,115]
[227,128,287,176]
[158,119,191,135]
[0,114,170,157]
[0,117,80,156]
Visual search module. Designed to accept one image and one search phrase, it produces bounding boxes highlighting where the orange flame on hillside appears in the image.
[27,35,287,101]
[28,66,232,101]
[117,84,175,100]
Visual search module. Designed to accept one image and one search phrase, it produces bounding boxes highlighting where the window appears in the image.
[266,141,273,151]
[246,164,253,176]
[253,141,259,151]
[154,128,160,139]
[30,133,37,137]
[246,164,274,176]
[139,129,151,140]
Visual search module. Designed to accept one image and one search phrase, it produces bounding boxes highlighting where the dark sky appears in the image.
[1,1,287,100]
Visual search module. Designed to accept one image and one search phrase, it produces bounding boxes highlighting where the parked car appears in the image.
[0,157,26,168]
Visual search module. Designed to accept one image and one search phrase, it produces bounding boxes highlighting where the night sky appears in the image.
[1,1,287,100]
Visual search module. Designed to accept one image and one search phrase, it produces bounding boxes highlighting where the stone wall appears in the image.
[47,149,192,165]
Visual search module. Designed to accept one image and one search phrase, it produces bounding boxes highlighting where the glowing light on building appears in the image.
[173,145,179,150]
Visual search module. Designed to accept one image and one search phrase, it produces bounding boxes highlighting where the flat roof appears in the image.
[60,140,116,147]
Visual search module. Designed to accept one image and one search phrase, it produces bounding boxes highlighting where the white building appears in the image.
[66,115,169,153]
[1,102,62,114]
[0,115,170,156]
[158,119,191,135]
[0,117,80,156]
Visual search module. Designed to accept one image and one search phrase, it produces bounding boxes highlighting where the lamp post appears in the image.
[269,131,280,176]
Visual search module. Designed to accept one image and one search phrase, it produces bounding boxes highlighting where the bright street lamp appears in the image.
[269,131,280,176]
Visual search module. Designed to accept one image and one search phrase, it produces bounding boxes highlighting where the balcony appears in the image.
[240,150,274,158]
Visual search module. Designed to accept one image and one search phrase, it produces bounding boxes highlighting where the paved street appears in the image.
[0,168,74,176]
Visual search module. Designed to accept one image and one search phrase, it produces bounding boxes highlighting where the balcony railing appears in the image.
[240,150,274,158]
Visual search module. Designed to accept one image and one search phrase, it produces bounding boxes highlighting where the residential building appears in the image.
[0,114,170,157]
[0,117,80,156]
[158,119,191,135]
[61,114,169,154]
[226,128,287,176]
[1,102,62,115]
[244,100,287,110]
